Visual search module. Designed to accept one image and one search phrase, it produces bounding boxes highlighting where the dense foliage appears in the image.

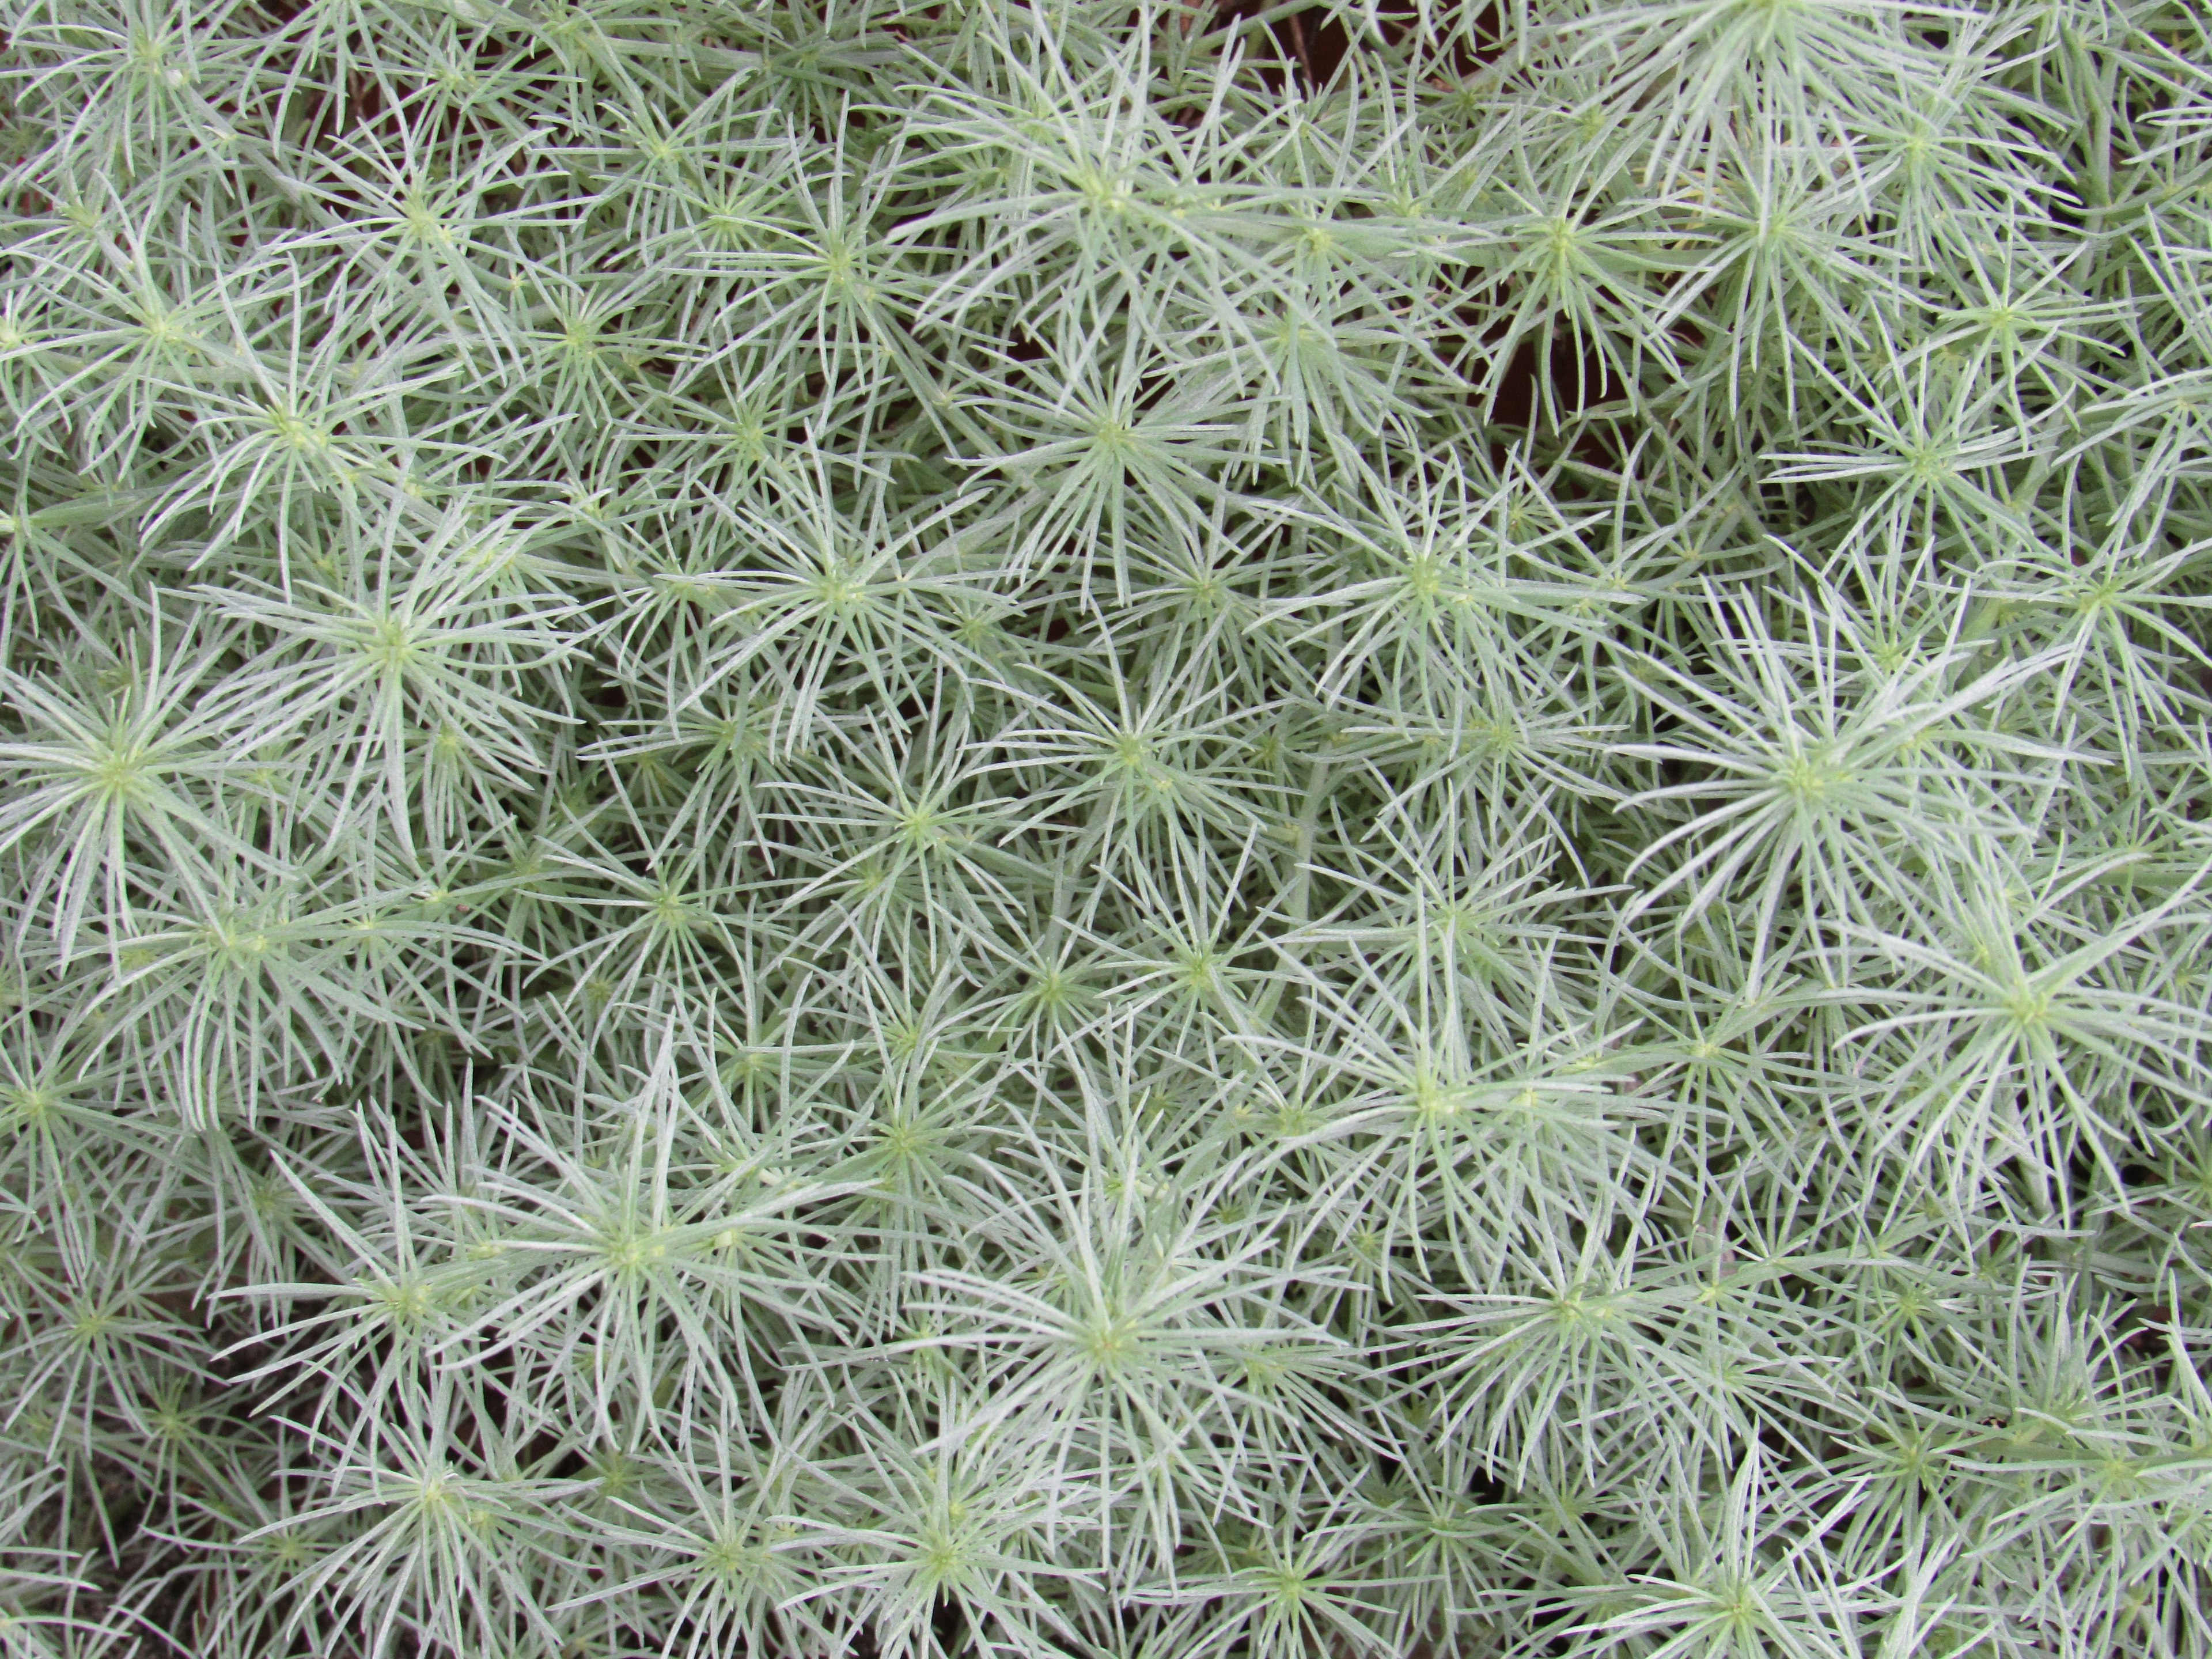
[3,0,2212,1653]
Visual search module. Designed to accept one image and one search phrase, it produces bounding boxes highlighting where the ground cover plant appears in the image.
[2,0,2212,1653]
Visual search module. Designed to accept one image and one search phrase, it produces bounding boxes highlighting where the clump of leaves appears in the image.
[2,0,2211,1655]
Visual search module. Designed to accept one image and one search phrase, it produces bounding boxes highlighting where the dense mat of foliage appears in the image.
[4,0,2212,1653]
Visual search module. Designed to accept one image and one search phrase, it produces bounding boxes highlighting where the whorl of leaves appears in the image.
[2,0,2212,1654]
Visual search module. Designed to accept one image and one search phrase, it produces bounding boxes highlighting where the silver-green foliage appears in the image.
[2,0,2211,1653]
